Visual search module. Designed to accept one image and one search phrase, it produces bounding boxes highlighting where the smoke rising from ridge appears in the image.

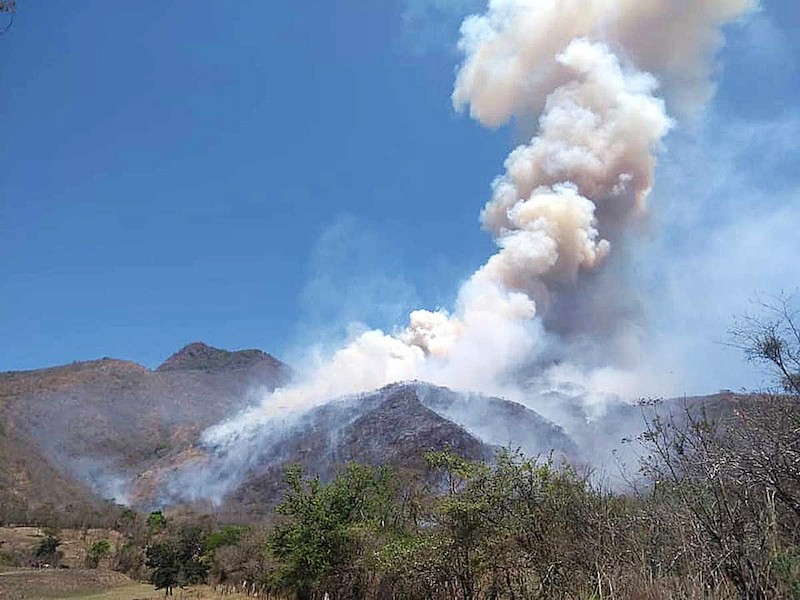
[199,0,754,476]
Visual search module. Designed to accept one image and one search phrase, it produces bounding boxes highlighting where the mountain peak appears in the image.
[156,342,284,373]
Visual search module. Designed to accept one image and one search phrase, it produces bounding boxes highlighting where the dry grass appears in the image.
[58,583,155,600]
[74,585,274,600]
[0,568,132,599]
[0,568,276,600]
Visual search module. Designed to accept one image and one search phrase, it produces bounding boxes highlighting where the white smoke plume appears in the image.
[453,0,754,123]
[201,0,754,462]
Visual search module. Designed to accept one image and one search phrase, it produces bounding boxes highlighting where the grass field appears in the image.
[39,582,154,600]
[73,583,244,599]
[0,568,133,599]
[0,527,277,600]
[0,569,273,600]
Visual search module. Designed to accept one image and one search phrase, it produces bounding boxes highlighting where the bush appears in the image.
[267,463,394,600]
[85,539,111,568]
[33,534,62,567]
[146,510,167,534]
[145,527,208,595]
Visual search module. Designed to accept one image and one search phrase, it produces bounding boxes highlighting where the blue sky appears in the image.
[1,1,799,393]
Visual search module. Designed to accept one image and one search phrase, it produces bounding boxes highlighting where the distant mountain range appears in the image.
[0,342,743,522]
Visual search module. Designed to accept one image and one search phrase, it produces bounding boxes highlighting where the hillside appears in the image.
[0,343,290,519]
[0,344,750,524]
[128,382,577,518]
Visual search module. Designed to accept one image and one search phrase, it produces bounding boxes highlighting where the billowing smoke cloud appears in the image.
[197,0,754,482]
[453,0,754,123]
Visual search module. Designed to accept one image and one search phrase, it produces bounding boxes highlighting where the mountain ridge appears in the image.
[0,343,750,524]
[156,342,286,374]
[0,342,292,518]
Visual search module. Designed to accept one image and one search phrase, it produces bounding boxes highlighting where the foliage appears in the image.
[204,525,250,554]
[732,294,800,395]
[267,462,394,599]
[145,527,209,594]
[375,449,626,599]
[146,510,167,534]
[33,534,63,566]
[85,539,111,568]
[0,0,13,35]
[7,304,800,599]
[208,527,272,588]
[638,393,800,599]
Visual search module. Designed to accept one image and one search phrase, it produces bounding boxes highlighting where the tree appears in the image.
[638,298,800,600]
[268,463,394,600]
[34,534,63,567]
[0,0,14,35]
[145,542,180,596]
[208,527,271,591]
[147,510,167,535]
[404,449,615,600]
[145,528,209,596]
[85,540,111,569]
[113,509,148,580]
[204,525,250,555]
[732,294,800,396]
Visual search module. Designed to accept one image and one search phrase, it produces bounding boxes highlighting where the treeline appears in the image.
[83,389,798,599]
[0,497,121,531]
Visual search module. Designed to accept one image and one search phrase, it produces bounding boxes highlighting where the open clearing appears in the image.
[0,568,134,599]
[0,569,264,599]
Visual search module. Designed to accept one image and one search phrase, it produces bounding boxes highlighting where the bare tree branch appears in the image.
[730,293,800,395]
[0,0,14,35]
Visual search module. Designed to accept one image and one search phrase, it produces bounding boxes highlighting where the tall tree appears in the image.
[268,463,393,600]
[145,528,208,596]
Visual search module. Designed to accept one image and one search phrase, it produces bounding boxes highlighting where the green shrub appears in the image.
[85,539,111,568]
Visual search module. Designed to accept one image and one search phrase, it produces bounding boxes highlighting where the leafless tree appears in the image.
[732,293,800,396]
[0,0,14,35]
[636,296,800,598]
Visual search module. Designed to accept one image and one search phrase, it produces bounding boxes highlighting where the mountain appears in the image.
[225,383,578,518]
[0,343,290,516]
[0,343,750,524]
[217,384,493,518]
[128,382,577,518]
[157,342,287,376]
[0,419,113,525]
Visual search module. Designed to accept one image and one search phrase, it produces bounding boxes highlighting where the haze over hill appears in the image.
[0,342,746,521]
[0,343,289,513]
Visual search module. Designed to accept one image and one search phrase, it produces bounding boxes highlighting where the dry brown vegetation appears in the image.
[0,572,282,600]
[0,344,290,524]
[0,528,124,571]
[0,568,133,599]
